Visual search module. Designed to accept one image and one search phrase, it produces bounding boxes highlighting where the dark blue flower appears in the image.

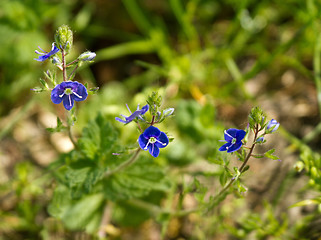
[266,119,279,133]
[219,128,246,153]
[115,104,149,124]
[138,126,169,157]
[34,43,60,62]
[51,81,88,111]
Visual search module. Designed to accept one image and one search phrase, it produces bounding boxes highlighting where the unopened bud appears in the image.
[55,25,73,54]
[78,51,96,61]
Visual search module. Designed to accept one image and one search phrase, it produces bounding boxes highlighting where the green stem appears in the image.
[314,32,321,118]
[68,65,79,81]
[62,49,67,81]
[104,148,141,178]
[216,125,259,197]
[67,124,78,149]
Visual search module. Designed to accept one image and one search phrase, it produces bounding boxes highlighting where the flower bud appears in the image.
[52,56,61,65]
[55,25,73,54]
[255,136,264,143]
[163,108,175,117]
[78,51,96,61]
[266,119,280,133]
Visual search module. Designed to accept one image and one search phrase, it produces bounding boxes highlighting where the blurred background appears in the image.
[1,0,321,239]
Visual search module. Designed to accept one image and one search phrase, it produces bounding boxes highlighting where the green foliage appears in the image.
[48,113,171,233]
[103,156,170,201]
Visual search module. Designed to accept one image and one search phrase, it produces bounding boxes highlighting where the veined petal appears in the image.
[62,95,74,111]
[148,144,160,158]
[51,85,64,104]
[155,132,169,148]
[143,126,161,138]
[219,142,231,152]
[227,141,243,153]
[236,129,246,141]
[225,128,238,140]
[138,134,148,150]
[72,81,88,102]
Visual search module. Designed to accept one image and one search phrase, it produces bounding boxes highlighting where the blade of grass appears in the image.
[122,0,152,35]
[96,40,155,61]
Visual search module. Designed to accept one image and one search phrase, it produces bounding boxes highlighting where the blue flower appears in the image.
[266,119,279,133]
[138,126,169,157]
[219,128,246,153]
[51,81,88,111]
[115,104,149,124]
[34,43,60,62]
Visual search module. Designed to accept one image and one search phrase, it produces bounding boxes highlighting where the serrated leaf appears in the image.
[48,185,72,218]
[78,114,118,160]
[64,164,105,199]
[103,156,170,201]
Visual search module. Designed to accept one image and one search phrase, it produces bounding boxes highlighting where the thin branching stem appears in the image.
[61,49,67,82]
[105,148,141,178]
[216,124,259,197]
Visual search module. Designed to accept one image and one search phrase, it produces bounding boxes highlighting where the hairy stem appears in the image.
[62,49,67,81]
[105,148,141,178]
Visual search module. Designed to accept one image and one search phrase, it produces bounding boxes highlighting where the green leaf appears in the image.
[264,149,279,161]
[78,114,118,160]
[46,117,67,133]
[61,193,104,230]
[193,178,208,202]
[103,156,170,201]
[48,185,72,219]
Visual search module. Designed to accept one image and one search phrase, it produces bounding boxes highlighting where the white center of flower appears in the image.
[144,136,167,150]
[59,88,82,99]
[231,138,237,144]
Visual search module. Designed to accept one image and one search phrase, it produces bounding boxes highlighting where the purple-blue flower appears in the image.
[219,128,246,153]
[266,119,279,133]
[138,126,169,158]
[51,81,88,111]
[115,104,149,124]
[34,43,60,62]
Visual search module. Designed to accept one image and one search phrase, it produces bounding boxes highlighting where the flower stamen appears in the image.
[72,91,83,98]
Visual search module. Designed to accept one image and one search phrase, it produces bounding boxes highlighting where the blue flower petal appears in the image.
[116,104,149,124]
[227,141,242,153]
[236,129,246,141]
[155,132,169,149]
[34,43,59,62]
[143,126,161,138]
[141,104,149,114]
[62,95,74,111]
[115,117,127,124]
[51,84,64,104]
[148,144,160,158]
[138,134,148,150]
[224,128,239,140]
[72,81,88,102]
[219,142,231,152]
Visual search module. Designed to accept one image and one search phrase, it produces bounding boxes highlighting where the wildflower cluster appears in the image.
[116,92,173,158]
[32,25,96,112]
[219,107,279,155]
